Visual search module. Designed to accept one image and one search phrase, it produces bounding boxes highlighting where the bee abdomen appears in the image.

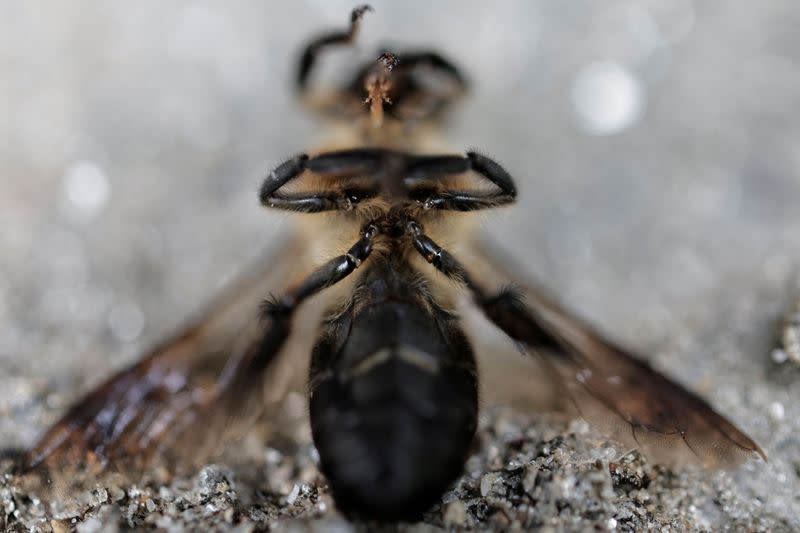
[309,303,478,521]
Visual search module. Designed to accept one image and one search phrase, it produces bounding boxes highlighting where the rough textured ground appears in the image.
[2,1,800,531]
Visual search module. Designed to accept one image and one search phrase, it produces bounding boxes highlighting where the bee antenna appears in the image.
[297,4,373,89]
[351,4,373,23]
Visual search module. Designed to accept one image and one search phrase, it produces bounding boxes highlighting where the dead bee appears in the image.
[23,5,764,522]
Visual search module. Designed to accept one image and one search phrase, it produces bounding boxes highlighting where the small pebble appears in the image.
[198,465,235,494]
[94,488,108,505]
[523,465,539,493]
[51,520,71,533]
[443,500,469,527]
[264,447,283,465]
[285,483,300,505]
[480,472,501,497]
[110,486,126,502]
[76,516,103,533]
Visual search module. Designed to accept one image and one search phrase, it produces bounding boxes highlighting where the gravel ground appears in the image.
[2,1,800,531]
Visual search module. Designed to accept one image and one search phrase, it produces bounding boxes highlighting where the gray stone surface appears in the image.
[2,1,799,531]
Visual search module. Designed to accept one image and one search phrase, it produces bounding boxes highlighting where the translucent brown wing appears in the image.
[470,238,765,468]
[20,232,323,493]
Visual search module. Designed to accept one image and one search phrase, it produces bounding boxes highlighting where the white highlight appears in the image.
[571,61,644,135]
[62,161,110,216]
[107,301,145,342]
[768,402,785,422]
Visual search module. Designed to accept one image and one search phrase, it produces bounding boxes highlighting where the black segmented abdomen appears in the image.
[309,283,478,521]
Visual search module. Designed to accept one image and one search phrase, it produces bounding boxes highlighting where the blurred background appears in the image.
[1,0,799,528]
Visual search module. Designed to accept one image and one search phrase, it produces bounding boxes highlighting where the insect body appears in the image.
[23,5,764,523]
[261,147,516,518]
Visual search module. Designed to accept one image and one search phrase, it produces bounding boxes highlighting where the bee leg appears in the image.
[263,222,380,318]
[260,149,389,212]
[405,152,517,211]
[297,5,373,90]
[407,221,555,347]
[411,228,768,467]
[259,154,345,213]
[406,154,472,177]
[303,148,386,175]
[220,221,380,397]
[407,220,480,290]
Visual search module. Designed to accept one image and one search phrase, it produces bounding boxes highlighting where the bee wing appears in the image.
[470,238,765,468]
[22,232,321,488]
